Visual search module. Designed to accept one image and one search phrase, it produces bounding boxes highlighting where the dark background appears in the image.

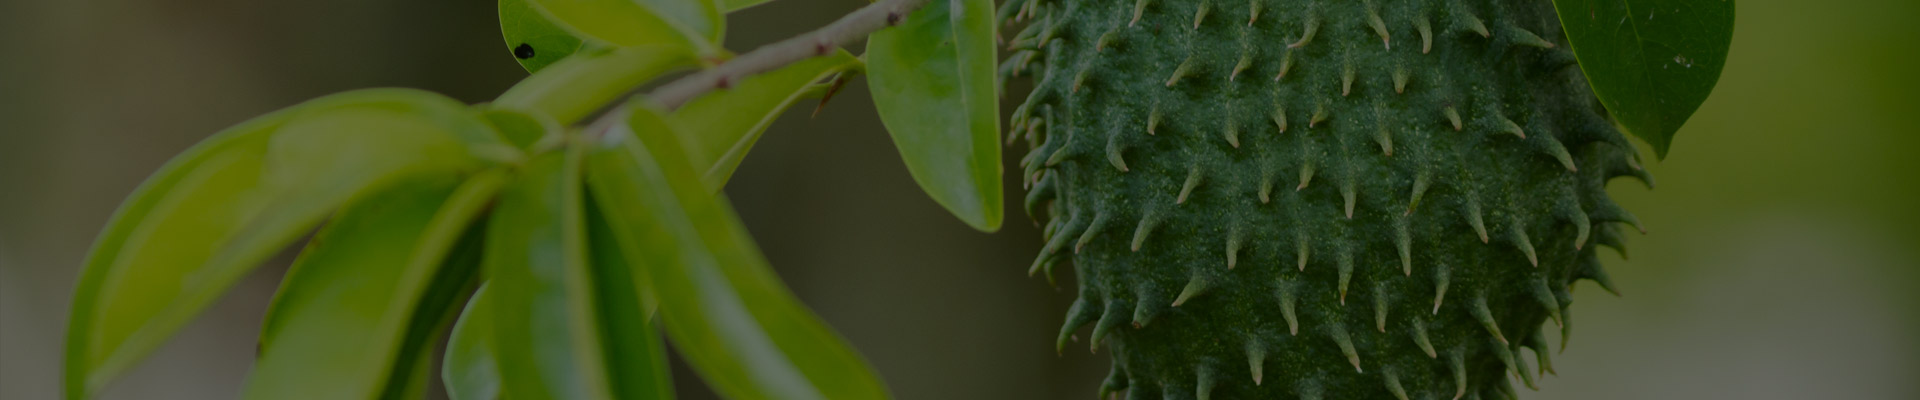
[3,0,1917,399]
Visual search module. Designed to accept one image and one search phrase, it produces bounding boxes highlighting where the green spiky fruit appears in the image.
[1004,0,1653,398]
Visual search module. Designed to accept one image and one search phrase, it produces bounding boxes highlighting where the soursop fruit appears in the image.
[1003,0,1653,398]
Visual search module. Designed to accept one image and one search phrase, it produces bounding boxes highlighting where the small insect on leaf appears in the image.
[1551,0,1734,158]
[584,107,891,400]
[501,0,587,73]
[865,0,1004,232]
[664,49,863,189]
[63,88,513,400]
[244,170,504,400]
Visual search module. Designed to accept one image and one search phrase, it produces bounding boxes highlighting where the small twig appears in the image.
[646,0,933,111]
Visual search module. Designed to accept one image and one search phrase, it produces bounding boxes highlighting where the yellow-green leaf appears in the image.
[483,149,612,400]
[484,146,673,400]
[666,50,862,188]
[864,0,1003,232]
[243,170,504,400]
[526,0,723,55]
[63,88,508,400]
[478,107,561,151]
[494,45,696,125]
[583,107,891,400]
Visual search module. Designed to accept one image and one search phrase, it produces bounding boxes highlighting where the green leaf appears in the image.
[380,218,491,400]
[583,192,676,400]
[484,146,672,400]
[666,50,862,188]
[242,170,504,400]
[864,0,1003,232]
[500,0,588,73]
[1552,0,1735,158]
[63,88,511,400]
[479,107,561,151]
[483,149,609,400]
[494,45,696,125]
[524,0,723,55]
[584,107,891,400]
[444,284,502,400]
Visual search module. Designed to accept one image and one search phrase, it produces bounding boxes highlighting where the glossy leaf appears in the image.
[864,0,1003,232]
[1552,0,1734,158]
[378,217,490,400]
[525,0,722,55]
[501,0,588,73]
[583,194,676,400]
[242,170,504,400]
[584,107,891,400]
[484,147,673,400]
[667,49,861,188]
[385,224,488,400]
[494,45,695,125]
[444,284,503,400]
[64,88,510,400]
[484,149,610,400]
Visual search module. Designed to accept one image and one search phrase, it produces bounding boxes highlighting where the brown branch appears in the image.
[646,0,934,111]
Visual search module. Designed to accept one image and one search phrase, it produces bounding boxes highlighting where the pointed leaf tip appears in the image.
[867,0,1004,232]
[1551,0,1734,159]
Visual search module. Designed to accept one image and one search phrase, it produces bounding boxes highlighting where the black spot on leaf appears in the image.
[514,43,536,59]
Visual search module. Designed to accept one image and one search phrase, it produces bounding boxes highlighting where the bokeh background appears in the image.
[3,0,1916,399]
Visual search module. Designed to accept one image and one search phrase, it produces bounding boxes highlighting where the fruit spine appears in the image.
[1002,0,1653,398]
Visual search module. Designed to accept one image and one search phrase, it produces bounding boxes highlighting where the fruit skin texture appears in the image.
[1005,0,1653,398]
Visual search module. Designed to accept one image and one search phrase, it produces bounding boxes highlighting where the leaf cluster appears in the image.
[62,0,1004,398]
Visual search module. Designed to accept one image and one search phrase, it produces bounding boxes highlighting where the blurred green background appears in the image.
[2,0,1915,399]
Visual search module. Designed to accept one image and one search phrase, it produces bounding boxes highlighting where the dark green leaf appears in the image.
[242,170,503,400]
[64,89,512,400]
[584,107,891,400]
[666,50,862,188]
[1552,0,1734,158]
[444,284,502,400]
[500,0,587,73]
[865,0,1003,232]
[494,45,696,125]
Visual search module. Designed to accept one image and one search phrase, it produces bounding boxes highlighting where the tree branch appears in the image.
[647,0,934,111]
